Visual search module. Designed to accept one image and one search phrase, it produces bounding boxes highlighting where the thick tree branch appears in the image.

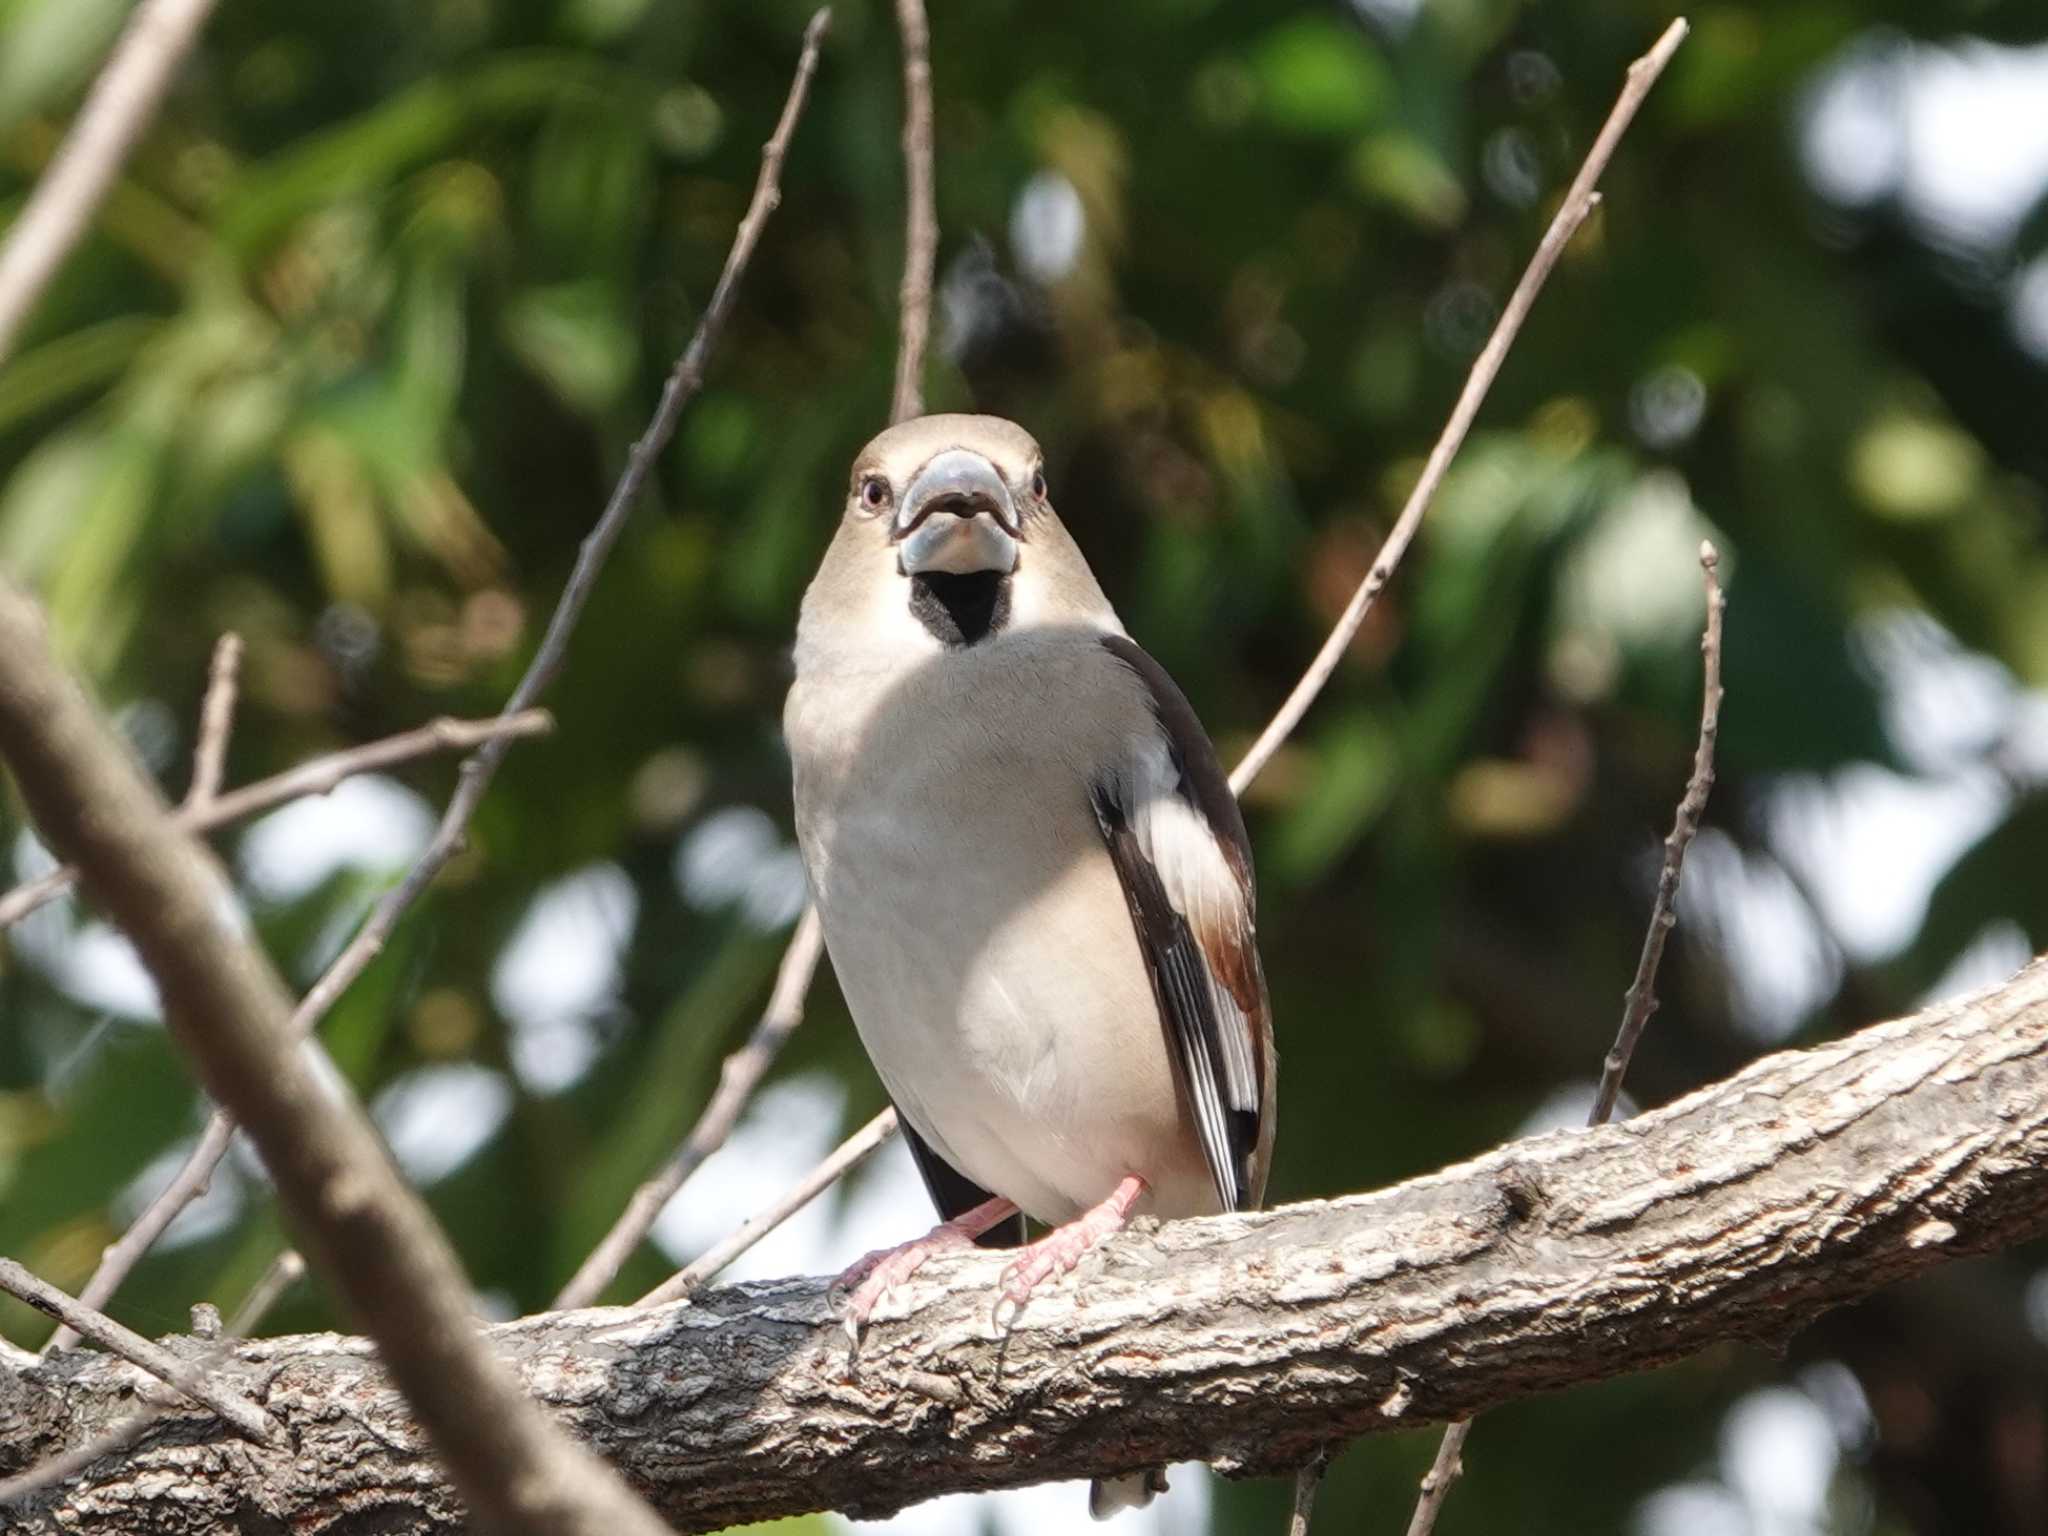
[6,959,2045,1534]
[9,10,829,1370]
[0,576,673,1536]
[0,1249,306,1509]
[0,1261,276,1446]
[18,706,552,1354]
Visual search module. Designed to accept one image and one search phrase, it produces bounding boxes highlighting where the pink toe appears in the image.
[839,1224,980,1335]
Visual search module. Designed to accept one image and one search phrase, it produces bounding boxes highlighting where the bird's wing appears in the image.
[899,1115,1028,1248]
[1093,635,1274,1213]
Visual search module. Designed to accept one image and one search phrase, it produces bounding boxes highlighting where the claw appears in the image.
[835,1193,1018,1347]
[991,1174,1146,1326]
[839,1227,970,1343]
[989,1289,1021,1334]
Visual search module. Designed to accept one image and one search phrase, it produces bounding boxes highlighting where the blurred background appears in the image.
[2,0,2047,1532]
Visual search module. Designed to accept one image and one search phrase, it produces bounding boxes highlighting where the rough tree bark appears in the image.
[4,958,2045,1534]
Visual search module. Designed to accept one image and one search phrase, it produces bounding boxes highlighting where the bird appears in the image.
[784,414,1275,1518]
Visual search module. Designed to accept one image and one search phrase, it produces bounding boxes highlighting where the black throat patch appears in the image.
[909,571,1011,647]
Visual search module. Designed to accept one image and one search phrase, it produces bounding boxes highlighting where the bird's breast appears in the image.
[784,637,1214,1224]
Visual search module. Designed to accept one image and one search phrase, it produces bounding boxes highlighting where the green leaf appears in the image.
[1348,131,1466,229]
[1271,707,1398,884]
[0,0,127,128]
[0,316,160,434]
[1250,16,1391,137]
[220,54,616,255]
[503,281,636,415]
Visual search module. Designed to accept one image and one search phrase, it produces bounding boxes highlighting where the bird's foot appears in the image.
[836,1194,1017,1345]
[994,1174,1147,1328]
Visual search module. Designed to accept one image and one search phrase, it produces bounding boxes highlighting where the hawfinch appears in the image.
[785,415,1275,1517]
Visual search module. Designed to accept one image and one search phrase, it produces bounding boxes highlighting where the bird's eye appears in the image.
[1030,469,1047,500]
[858,476,890,513]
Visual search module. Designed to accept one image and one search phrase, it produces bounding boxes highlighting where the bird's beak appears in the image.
[893,450,1021,576]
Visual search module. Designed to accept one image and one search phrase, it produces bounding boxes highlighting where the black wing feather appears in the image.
[1095,634,1271,1214]
[1092,787,1257,1209]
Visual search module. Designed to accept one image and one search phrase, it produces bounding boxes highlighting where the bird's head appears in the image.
[805,413,1112,650]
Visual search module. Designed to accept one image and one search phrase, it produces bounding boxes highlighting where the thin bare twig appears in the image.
[1403,1422,1470,1536]
[277,0,832,1064]
[3,865,86,927]
[199,710,549,825]
[0,1259,277,1445]
[638,1106,900,1307]
[889,0,936,424]
[1400,544,1720,1536]
[1232,18,1692,797]
[553,907,824,1308]
[0,0,219,365]
[561,0,930,1309]
[0,709,554,930]
[1591,542,1725,1121]
[1288,1451,1331,1536]
[36,710,549,1355]
[225,1249,305,1338]
[187,634,242,808]
[1402,530,1722,1536]
[45,1113,238,1350]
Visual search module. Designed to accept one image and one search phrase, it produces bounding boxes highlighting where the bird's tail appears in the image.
[1089,1468,1170,1519]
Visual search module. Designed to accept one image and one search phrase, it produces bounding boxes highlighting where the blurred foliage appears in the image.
[3,1,2048,1533]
